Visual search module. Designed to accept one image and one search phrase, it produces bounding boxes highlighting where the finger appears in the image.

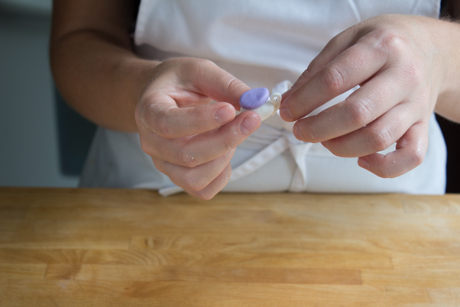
[321,102,419,157]
[187,163,233,200]
[307,23,373,76]
[283,27,360,102]
[141,111,261,167]
[283,28,358,103]
[292,67,411,143]
[153,148,235,192]
[181,59,251,110]
[142,95,236,138]
[282,72,309,102]
[280,30,389,122]
[357,122,428,178]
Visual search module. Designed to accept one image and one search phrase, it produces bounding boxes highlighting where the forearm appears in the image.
[50,0,154,132]
[51,30,159,132]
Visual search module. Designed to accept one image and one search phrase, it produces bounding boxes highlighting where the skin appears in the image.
[280,13,460,178]
[51,0,261,200]
[51,0,460,199]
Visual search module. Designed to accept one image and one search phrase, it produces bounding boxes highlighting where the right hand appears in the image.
[135,58,261,200]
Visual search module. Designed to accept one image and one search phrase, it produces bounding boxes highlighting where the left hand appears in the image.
[280,14,454,178]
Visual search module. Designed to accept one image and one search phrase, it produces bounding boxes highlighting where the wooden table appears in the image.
[1,188,460,306]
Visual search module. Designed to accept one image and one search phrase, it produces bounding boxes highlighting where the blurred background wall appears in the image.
[0,0,78,187]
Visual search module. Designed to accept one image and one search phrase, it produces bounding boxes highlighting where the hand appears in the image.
[135,58,261,199]
[280,15,453,178]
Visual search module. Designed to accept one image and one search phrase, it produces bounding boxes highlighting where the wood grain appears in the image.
[1,187,460,306]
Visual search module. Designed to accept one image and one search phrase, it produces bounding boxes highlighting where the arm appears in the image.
[50,0,145,131]
[50,0,261,199]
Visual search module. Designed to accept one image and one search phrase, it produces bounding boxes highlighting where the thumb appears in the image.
[187,59,250,110]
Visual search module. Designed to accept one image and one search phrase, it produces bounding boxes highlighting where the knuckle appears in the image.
[378,166,392,179]
[375,29,405,56]
[139,137,156,157]
[151,159,165,174]
[410,147,425,167]
[193,190,216,201]
[220,128,240,150]
[155,109,174,138]
[299,69,311,81]
[367,161,392,179]
[178,150,198,168]
[136,98,156,131]
[401,62,423,85]
[197,58,215,68]
[193,58,216,74]
[327,35,342,51]
[226,76,245,95]
[321,141,338,156]
[223,134,239,150]
[305,59,320,76]
[139,101,172,138]
[371,29,424,85]
[321,65,346,92]
[182,171,205,192]
[187,185,217,200]
[369,127,393,152]
[220,164,232,184]
[323,140,348,158]
[347,99,373,127]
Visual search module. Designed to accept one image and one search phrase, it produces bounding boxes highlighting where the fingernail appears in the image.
[240,114,260,135]
[279,107,294,122]
[215,105,234,125]
[292,124,304,141]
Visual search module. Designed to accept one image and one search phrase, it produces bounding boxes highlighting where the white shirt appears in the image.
[80,0,446,194]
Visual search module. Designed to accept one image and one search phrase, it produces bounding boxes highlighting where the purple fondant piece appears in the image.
[239,87,270,110]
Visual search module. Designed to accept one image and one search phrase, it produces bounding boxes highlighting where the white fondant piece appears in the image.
[241,92,282,121]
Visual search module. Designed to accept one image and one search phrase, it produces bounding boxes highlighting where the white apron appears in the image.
[80,0,446,195]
